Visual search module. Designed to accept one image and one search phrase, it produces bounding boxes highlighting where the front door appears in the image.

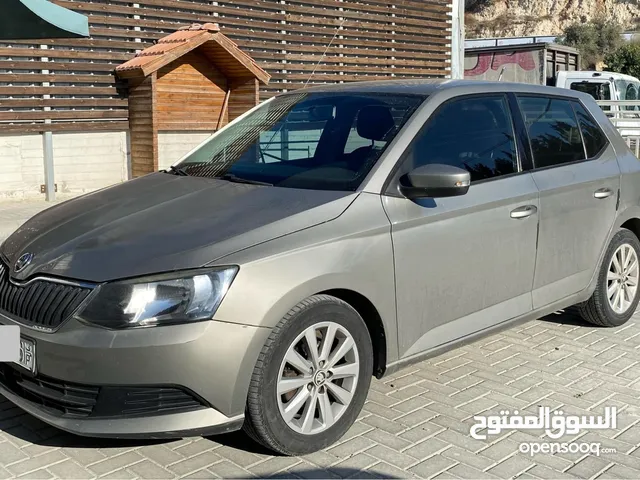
[515,96,621,308]
[383,94,540,359]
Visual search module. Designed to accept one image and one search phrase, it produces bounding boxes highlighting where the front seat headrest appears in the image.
[356,105,395,141]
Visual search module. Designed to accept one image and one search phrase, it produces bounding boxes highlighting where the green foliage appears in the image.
[466,0,495,14]
[605,42,640,78]
[558,18,623,69]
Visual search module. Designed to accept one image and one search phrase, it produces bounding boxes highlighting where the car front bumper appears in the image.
[0,312,271,438]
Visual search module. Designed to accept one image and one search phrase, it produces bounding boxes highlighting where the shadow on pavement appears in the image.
[540,308,607,327]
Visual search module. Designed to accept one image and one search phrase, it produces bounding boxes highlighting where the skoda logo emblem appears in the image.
[15,253,34,273]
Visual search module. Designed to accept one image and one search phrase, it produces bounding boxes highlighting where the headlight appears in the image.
[75,267,238,329]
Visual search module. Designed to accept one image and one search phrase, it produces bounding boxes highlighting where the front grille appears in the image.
[0,262,92,329]
[0,364,99,417]
[0,364,207,419]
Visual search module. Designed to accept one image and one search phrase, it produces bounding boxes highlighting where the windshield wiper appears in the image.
[219,173,273,186]
[166,165,189,176]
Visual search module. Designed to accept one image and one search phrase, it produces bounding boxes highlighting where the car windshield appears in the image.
[174,92,425,191]
[615,79,640,111]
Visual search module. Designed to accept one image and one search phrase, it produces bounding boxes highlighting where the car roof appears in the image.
[282,79,593,102]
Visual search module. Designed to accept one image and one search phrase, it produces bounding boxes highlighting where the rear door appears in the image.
[515,95,621,308]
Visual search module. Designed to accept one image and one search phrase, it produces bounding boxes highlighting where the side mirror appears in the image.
[399,164,470,199]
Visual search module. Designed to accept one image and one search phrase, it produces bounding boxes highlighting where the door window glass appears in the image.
[518,96,586,168]
[572,101,608,158]
[402,95,518,182]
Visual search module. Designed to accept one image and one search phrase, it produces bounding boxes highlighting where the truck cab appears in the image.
[556,71,640,136]
[556,70,640,107]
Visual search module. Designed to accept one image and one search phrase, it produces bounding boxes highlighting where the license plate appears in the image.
[16,337,36,373]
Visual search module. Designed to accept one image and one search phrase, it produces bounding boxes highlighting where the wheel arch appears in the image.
[620,217,640,242]
[319,288,388,378]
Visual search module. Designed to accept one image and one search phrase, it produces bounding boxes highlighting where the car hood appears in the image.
[1,173,357,283]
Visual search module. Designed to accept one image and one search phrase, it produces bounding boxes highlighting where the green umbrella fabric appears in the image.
[0,0,89,40]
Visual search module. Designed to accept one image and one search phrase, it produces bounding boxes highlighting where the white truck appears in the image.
[556,71,640,137]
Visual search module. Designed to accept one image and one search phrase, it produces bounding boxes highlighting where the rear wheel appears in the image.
[578,228,640,327]
[243,294,373,455]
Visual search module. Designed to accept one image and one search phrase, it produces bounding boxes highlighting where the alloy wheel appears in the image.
[607,243,639,314]
[277,321,359,435]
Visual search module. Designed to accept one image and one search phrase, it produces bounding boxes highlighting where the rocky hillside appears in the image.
[466,0,639,37]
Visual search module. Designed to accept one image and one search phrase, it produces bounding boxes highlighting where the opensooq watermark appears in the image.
[469,406,618,457]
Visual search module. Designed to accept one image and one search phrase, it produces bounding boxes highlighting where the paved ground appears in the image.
[2,200,640,479]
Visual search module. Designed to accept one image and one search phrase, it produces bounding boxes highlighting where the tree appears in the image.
[605,42,640,78]
[558,18,623,69]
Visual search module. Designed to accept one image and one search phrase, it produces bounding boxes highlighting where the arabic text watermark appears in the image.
[470,406,617,440]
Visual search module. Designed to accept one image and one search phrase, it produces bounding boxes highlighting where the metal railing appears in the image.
[597,101,640,147]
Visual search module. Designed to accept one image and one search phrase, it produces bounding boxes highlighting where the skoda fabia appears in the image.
[2,80,640,455]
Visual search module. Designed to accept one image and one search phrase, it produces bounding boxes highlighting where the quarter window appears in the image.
[572,102,608,158]
[518,96,586,168]
[400,95,518,182]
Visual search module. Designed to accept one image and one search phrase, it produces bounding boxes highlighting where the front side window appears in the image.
[398,95,518,182]
[518,96,586,168]
[175,92,424,191]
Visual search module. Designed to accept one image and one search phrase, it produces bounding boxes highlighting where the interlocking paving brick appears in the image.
[207,460,255,479]
[181,468,217,479]
[88,452,144,477]
[328,452,378,476]
[0,466,11,480]
[128,460,175,479]
[249,457,303,477]
[363,429,412,451]
[46,459,95,480]
[327,436,375,458]
[447,463,501,479]
[365,444,417,469]
[99,468,137,479]
[440,446,495,471]
[486,455,535,478]
[16,468,53,479]
[409,454,457,478]
[0,441,29,464]
[6,450,67,477]
[166,452,222,476]
[403,437,451,461]
[565,455,613,478]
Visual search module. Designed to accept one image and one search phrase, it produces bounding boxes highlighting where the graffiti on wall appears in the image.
[465,50,542,84]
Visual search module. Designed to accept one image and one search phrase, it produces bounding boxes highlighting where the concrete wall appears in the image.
[158,131,212,171]
[0,134,45,199]
[0,131,129,199]
[0,130,214,199]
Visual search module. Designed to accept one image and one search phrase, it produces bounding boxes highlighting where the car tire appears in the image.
[578,228,640,327]
[243,294,373,456]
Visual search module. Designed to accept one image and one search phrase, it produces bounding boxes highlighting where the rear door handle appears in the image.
[510,205,537,219]
[594,188,614,199]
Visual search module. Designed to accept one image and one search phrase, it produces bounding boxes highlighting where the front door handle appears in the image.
[510,205,537,219]
[594,188,614,199]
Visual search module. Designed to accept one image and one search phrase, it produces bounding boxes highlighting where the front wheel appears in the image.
[578,228,640,327]
[243,295,373,455]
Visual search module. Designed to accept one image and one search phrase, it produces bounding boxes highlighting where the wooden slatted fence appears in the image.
[0,0,452,133]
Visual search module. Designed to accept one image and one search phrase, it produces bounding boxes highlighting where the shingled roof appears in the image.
[115,23,270,84]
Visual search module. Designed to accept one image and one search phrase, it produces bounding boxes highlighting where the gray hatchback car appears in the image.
[1,80,640,455]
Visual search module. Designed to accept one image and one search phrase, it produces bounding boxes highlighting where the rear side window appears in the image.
[518,96,586,168]
[572,102,608,158]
